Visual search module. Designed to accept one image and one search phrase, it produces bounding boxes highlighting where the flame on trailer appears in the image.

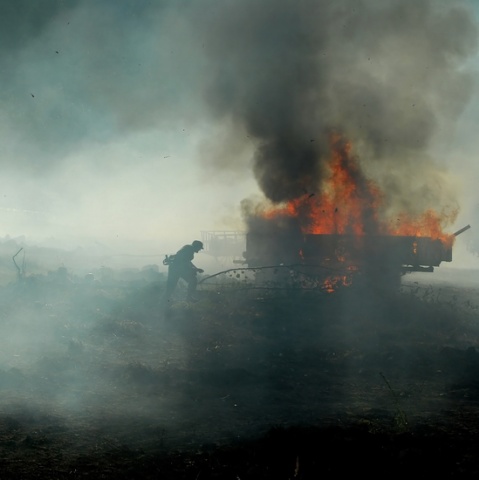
[258,133,458,291]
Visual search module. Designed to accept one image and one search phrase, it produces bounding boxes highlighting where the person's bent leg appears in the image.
[185,271,198,301]
[166,269,180,300]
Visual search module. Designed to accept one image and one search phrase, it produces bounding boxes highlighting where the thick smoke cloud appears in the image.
[193,0,478,215]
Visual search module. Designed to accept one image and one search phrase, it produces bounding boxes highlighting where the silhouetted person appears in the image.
[166,240,204,302]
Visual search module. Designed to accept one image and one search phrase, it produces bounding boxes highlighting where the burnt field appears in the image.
[1,265,479,478]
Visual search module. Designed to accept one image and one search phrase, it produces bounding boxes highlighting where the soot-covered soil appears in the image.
[1,268,479,478]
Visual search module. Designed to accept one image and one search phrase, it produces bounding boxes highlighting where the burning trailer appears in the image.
[236,136,471,292]
[245,224,472,272]
[240,224,470,291]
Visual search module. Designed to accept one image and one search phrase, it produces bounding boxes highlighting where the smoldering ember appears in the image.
[3,0,479,478]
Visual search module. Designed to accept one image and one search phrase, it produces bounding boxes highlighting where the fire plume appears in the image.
[262,134,456,248]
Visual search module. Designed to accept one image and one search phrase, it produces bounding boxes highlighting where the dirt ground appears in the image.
[1,265,479,478]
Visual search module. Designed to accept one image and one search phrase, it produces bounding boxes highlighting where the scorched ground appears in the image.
[0,262,479,478]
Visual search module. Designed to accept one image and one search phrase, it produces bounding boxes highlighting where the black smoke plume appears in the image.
[194,0,478,217]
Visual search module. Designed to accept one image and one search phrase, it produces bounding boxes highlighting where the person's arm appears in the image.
[191,262,204,273]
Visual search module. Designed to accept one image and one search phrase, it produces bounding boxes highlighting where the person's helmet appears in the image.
[192,240,204,250]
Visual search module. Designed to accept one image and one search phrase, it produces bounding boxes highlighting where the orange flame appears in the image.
[262,134,456,247]
[386,210,455,247]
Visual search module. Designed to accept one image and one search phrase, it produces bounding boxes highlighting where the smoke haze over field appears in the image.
[1,0,479,265]
[6,3,479,469]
